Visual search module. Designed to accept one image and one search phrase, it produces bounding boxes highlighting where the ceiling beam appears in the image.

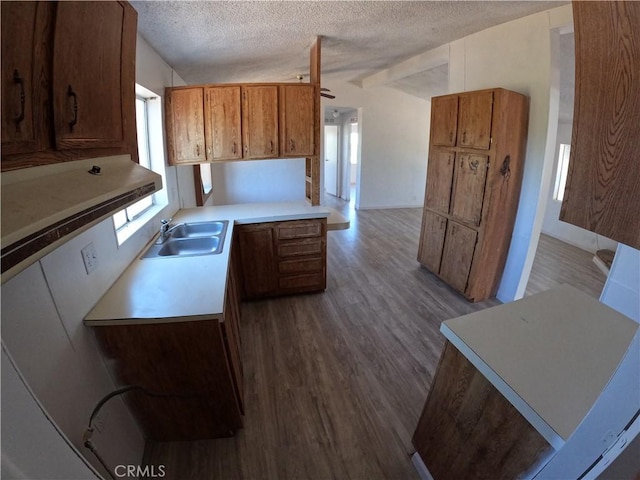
[361,44,449,89]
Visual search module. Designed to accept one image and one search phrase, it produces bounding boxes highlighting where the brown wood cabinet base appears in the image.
[412,341,551,480]
[235,218,327,300]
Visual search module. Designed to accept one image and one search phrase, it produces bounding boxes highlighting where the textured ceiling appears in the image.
[132,0,568,87]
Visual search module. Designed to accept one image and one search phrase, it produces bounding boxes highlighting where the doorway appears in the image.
[323,107,359,204]
[324,125,339,197]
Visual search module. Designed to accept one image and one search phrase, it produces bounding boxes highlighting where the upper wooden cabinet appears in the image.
[242,85,279,159]
[1,1,138,170]
[560,1,640,249]
[279,84,316,157]
[1,2,49,156]
[52,1,135,151]
[166,82,318,165]
[165,87,206,164]
[418,88,529,302]
[205,86,242,161]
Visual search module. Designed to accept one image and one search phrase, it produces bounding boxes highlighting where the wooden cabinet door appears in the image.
[280,84,315,156]
[223,260,243,413]
[425,151,455,214]
[560,1,640,249]
[52,1,136,150]
[417,211,448,273]
[237,224,277,298]
[204,86,242,161]
[457,91,493,149]
[439,221,477,293]
[430,96,458,147]
[1,2,47,156]
[166,88,207,165]
[242,86,278,159]
[451,154,489,226]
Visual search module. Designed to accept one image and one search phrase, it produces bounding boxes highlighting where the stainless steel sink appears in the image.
[169,221,227,238]
[141,220,228,259]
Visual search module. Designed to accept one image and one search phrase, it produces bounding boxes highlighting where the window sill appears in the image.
[115,203,166,246]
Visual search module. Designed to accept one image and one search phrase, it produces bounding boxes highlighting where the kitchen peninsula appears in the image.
[84,201,344,441]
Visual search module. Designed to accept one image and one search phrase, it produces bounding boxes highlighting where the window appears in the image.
[112,85,168,244]
[553,143,571,201]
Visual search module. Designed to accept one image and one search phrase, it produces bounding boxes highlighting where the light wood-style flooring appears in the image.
[525,233,606,298]
[144,199,605,479]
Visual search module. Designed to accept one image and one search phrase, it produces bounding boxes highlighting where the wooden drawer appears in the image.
[279,272,325,291]
[276,220,322,239]
[277,238,323,258]
[278,257,323,275]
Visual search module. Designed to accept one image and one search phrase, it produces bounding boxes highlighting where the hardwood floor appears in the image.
[143,201,606,479]
[143,201,499,480]
[525,233,606,298]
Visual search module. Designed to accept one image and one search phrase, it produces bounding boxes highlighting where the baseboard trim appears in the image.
[356,204,423,210]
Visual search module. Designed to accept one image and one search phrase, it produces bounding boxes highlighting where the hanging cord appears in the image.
[83,385,193,479]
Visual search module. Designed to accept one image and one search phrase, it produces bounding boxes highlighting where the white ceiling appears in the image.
[132,0,568,92]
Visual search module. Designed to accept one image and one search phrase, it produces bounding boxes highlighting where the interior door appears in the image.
[324,124,339,197]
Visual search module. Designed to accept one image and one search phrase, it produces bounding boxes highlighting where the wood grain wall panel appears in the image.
[560,1,640,249]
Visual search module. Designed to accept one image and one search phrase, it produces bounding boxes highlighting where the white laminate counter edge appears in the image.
[84,313,223,327]
[440,323,565,450]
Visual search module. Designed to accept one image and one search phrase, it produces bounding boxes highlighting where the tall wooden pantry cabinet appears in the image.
[417,88,529,302]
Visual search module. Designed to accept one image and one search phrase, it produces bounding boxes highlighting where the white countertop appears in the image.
[84,202,331,326]
[441,285,638,448]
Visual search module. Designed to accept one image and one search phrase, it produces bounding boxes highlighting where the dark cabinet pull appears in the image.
[270,140,274,153]
[232,141,237,154]
[469,159,479,171]
[462,131,467,143]
[290,138,295,151]
[67,85,78,132]
[196,144,201,156]
[13,69,25,126]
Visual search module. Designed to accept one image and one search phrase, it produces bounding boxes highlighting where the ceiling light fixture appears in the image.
[332,109,340,118]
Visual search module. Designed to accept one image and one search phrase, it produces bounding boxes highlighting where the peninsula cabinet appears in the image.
[1,0,138,170]
[94,258,244,441]
[417,88,528,302]
[235,218,327,300]
[560,1,640,249]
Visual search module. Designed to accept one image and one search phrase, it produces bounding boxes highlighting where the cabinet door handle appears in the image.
[462,131,467,143]
[67,85,78,132]
[232,141,237,154]
[13,69,25,126]
[196,144,201,156]
[469,159,479,171]
[449,132,453,143]
[270,140,274,153]
[290,139,295,151]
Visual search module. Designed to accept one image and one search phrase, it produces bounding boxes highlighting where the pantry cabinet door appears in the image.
[417,211,448,273]
[439,221,477,293]
[457,91,493,150]
[430,96,458,147]
[425,151,455,214]
[451,154,489,226]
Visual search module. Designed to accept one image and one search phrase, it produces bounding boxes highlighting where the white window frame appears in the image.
[113,85,168,245]
[553,143,571,202]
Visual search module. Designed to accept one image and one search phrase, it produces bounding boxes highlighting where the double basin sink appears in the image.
[142,220,229,259]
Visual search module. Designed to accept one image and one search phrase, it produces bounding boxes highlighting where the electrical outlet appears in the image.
[81,242,98,274]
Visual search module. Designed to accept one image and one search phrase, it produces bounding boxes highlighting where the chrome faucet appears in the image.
[157,218,182,243]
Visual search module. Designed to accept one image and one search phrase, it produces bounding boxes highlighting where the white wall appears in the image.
[211,158,305,205]
[322,81,430,209]
[0,35,192,476]
[601,244,640,323]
